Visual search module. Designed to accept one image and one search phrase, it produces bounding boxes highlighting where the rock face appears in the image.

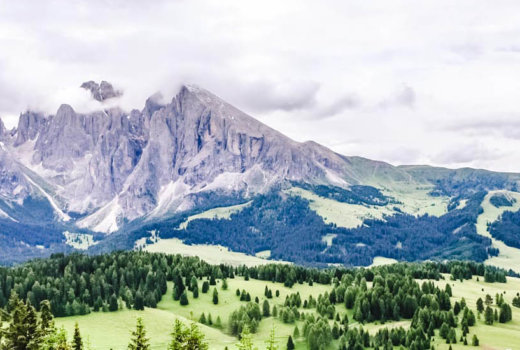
[2,83,518,236]
[2,84,374,232]
[81,80,122,102]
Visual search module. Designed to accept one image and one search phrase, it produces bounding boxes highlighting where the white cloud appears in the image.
[1,0,520,171]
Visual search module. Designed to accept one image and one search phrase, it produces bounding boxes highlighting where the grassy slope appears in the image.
[425,274,520,350]
[476,190,520,272]
[285,186,448,231]
[178,202,252,230]
[143,238,287,267]
[56,272,520,350]
[56,277,331,349]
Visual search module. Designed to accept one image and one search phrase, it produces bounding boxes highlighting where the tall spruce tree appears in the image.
[286,335,295,350]
[128,318,150,350]
[72,322,83,350]
[265,325,278,350]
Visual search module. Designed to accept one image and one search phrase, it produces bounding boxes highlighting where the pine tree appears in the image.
[265,325,278,350]
[293,325,299,338]
[472,334,479,346]
[72,323,83,350]
[169,319,188,350]
[199,313,207,324]
[286,335,295,350]
[134,292,144,311]
[180,291,189,306]
[499,303,513,323]
[109,294,118,311]
[128,318,150,350]
[236,326,256,350]
[213,288,219,305]
[485,306,494,325]
[222,279,228,290]
[263,300,270,317]
[476,297,484,313]
[445,284,452,297]
[202,281,210,293]
[25,302,42,349]
[40,300,55,333]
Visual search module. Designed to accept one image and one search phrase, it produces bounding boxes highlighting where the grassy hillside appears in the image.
[56,271,520,349]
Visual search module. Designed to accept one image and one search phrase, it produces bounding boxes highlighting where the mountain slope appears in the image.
[1,82,520,266]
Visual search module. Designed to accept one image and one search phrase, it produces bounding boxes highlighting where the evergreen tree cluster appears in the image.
[229,302,263,336]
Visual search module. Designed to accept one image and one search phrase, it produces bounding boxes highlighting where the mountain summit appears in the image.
[1,83,519,266]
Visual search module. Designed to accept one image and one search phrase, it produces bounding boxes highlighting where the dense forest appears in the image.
[0,251,509,318]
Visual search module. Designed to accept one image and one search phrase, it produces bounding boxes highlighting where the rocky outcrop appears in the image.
[4,83,407,232]
[81,80,122,102]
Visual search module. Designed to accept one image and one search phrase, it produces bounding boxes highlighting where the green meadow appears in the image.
[56,271,520,350]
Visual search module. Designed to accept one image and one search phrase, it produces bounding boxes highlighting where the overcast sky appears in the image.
[1,0,520,172]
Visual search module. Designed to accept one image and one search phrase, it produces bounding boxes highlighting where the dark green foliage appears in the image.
[293,183,390,206]
[109,294,118,311]
[485,306,494,325]
[168,319,208,350]
[513,294,520,308]
[472,334,479,346]
[212,288,219,305]
[489,209,520,249]
[180,291,189,306]
[477,297,484,313]
[262,300,270,317]
[3,294,42,350]
[128,317,150,350]
[1,293,76,350]
[73,322,83,350]
[286,335,295,350]
[304,316,333,350]
[228,302,262,336]
[490,193,515,208]
[499,303,513,323]
[202,281,209,293]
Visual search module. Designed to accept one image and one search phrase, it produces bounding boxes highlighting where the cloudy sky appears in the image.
[1,0,520,171]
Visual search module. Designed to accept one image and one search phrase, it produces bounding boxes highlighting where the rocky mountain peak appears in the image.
[81,80,122,102]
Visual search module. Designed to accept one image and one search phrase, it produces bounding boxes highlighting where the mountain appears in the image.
[1,82,520,267]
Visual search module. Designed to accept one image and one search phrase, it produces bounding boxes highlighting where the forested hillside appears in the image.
[0,251,518,349]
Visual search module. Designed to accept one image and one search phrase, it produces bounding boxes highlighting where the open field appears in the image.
[143,238,288,267]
